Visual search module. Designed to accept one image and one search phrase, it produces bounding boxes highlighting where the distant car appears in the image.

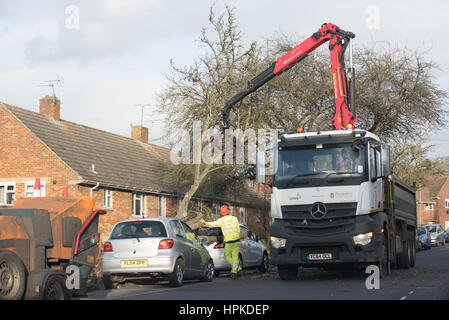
[196,224,269,276]
[417,226,431,251]
[445,228,449,243]
[424,224,446,247]
[101,218,214,289]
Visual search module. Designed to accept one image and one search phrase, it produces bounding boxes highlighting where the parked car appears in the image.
[424,224,446,247]
[445,228,449,243]
[417,226,431,251]
[196,224,269,276]
[101,218,214,289]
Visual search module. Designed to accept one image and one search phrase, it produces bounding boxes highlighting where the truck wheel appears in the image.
[397,234,410,269]
[277,265,298,280]
[0,251,27,300]
[378,232,389,278]
[168,259,184,287]
[42,275,68,300]
[408,231,416,268]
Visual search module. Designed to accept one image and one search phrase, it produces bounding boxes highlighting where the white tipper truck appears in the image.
[269,129,417,279]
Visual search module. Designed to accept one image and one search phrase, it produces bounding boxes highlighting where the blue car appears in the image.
[445,228,449,243]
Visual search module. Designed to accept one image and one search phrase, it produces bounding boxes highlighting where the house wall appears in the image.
[0,104,80,202]
[436,179,449,231]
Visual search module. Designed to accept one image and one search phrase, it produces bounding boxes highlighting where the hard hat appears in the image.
[220,205,230,216]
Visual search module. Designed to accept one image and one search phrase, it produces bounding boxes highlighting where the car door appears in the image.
[248,232,264,266]
[169,220,193,275]
[240,226,254,266]
[181,222,206,275]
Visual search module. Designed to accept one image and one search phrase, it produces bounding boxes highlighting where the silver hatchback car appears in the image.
[196,224,269,276]
[101,218,214,288]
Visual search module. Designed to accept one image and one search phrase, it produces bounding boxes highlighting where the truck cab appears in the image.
[269,129,417,279]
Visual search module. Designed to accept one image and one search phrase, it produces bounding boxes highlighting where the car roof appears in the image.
[112,217,181,226]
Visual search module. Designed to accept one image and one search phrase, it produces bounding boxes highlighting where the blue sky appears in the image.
[1,0,448,157]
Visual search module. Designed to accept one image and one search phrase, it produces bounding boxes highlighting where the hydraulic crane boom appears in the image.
[221,22,357,130]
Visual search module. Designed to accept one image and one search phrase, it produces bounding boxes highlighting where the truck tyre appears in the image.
[168,259,184,287]
[0,250,27,300]
[277,265,298,280]
[408,231,416,268]
[24,270,71,300]
[378,232,389,278]
[397,233,410,269]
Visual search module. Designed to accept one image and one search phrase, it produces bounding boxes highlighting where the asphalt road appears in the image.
[83,244,449,300]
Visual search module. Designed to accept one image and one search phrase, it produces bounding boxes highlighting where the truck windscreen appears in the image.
[274,143,367,189]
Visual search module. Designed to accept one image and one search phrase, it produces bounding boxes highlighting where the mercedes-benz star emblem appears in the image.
[310,202,327,220]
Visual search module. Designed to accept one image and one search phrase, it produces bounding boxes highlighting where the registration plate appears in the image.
[307,253,333,261]
[121,259,148,267]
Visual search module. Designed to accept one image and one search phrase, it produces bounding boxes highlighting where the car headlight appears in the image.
[353,232,373,246]
[271,236,286,249]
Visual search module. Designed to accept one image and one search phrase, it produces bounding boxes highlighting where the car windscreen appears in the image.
[425,226,437,233]
[110,221,167,239]
[417,228,426,235]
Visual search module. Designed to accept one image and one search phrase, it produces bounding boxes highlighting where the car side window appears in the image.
[181,222,199,243]
[241,226,249,240]
[170,220,186,238]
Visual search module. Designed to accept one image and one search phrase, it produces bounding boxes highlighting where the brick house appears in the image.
[416,175,449,230]
[0,97,270,240]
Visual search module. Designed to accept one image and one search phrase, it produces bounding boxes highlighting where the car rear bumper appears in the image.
[101,255,175,275]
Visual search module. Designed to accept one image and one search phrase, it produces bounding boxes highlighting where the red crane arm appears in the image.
[221,22,356,130]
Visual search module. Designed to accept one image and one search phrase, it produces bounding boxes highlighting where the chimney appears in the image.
[39,95,61,121]
[131,125,149,144]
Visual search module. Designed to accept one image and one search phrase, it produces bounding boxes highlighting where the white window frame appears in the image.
[239,207,247,225]
[132,193,146,218]
[24,181,46,198]
[424,203,434,211]
[0,182,16,206]
[445,198,449,209]
[159,196,166,217]
[103,188,113,209]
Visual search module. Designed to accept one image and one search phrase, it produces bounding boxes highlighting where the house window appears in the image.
[133,193,146,217]
[159,196,166,217]
[24,181,46,198]
[103,189,113,209]
[424,203,434,211]
[0,183,15,206]
[239,207,247,225]
[445,199,449,209]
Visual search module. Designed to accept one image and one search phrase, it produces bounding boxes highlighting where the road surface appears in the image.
[83,244,449,300]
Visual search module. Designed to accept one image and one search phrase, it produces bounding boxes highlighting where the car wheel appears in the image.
[168,259,184,288]
[103,275,118,290]
[258,252,269,273]
[277,264,298,280]
[200,260,214,282]
[0,250,27,300]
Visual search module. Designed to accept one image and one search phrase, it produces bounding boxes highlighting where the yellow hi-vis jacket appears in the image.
[205,215,240,243]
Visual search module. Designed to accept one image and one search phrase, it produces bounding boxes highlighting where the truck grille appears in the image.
[281,202,357,235]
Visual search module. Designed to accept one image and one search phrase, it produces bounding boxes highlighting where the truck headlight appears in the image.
[353,232,373,246]
[271,237,287,249]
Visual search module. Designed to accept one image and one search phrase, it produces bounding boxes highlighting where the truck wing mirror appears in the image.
[381,144,391,177]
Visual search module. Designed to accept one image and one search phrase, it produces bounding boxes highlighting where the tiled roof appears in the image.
[2,103,268,208]
[417,175,448,203]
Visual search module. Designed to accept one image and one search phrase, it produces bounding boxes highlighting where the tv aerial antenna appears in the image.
[134,104,152,127]
[39,74,64,101]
